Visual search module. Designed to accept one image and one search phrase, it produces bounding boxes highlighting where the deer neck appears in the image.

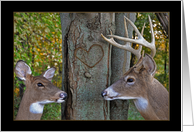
[133,78,169,120]
[15,89,43,120]
[133,97,159,120]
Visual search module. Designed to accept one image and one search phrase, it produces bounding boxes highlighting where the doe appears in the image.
[14,60,67,120]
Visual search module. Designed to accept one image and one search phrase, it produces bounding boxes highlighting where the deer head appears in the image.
[101,15,169,120]
[14,60,67,120]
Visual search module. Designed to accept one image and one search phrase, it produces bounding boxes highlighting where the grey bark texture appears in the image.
[60,13,141,120]
[60,13,115,120]
[110,13,136,120]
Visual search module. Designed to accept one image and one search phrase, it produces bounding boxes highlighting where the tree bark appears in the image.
[60,13,114,120]
[110,13,141,120]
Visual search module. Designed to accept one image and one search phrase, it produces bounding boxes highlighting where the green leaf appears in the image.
[46,34,50,39]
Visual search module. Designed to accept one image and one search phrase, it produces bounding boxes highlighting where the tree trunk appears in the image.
[110,13,141,120]
[60,13,115,120]
[60,13,142,120]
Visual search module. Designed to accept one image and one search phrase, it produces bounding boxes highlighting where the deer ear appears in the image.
[143,54,156,76]
[134,54,143,73]
[42,67,56,81]
[15,60,32,81]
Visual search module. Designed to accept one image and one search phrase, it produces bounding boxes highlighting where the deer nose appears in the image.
[101,90,107,97]
[60,92,67,100]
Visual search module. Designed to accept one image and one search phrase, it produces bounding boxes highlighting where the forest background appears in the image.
[14,12,169,120]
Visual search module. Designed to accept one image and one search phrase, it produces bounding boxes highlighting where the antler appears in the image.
[101,15,155,59]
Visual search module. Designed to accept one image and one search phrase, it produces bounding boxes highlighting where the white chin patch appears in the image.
[134,97,148,110]
[114,96,137,100]
[103,97,115,100]
[39,100,55,104]
[30,102,44,114]
[29,99,65,114]
[104,96,137,100]
[29,100,55,114]
[56,98,65,103]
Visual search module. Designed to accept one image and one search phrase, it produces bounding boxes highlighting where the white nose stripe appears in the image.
[106,86,119,97]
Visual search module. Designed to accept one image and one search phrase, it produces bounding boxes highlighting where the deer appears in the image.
[14,60,67,120]
[101,15,169,120]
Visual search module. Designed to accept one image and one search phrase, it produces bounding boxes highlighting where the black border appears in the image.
[1,1,181,131]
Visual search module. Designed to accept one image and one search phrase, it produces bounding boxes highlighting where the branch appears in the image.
[155,13,169,38]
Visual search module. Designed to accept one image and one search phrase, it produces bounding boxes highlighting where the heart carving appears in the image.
[74,44,104,68]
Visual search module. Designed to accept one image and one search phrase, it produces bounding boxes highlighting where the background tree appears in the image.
[60,13,113,120]
[110,13,143,120]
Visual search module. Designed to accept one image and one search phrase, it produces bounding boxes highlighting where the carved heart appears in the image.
[74,44,104,68]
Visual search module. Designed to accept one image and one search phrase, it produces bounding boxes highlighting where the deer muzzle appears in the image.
[101,86,120,100]
[101,90,107,97]
[59,92,67,100]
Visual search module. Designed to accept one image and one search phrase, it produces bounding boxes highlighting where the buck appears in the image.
[14,60,67,120]
[101,15,169,120]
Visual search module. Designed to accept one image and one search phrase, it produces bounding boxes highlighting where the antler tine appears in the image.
[138,22,146,55]
[101,17,142,59]
[141,23,146,35]
[148,15,155,48]
[101,31,142,59]
[124,16,129,38]
[123,15,141,59]
[108,15,156,58]
[101,31,132,54]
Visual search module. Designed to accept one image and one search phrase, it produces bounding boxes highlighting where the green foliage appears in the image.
[134,13,169,91]
[128,100,144,120]
[14,12,62,120]
[41,103,61,120]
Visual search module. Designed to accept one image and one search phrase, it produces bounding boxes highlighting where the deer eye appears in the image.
[127,78,134,82]
[125,76,135,84]
[37,83,44,87]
